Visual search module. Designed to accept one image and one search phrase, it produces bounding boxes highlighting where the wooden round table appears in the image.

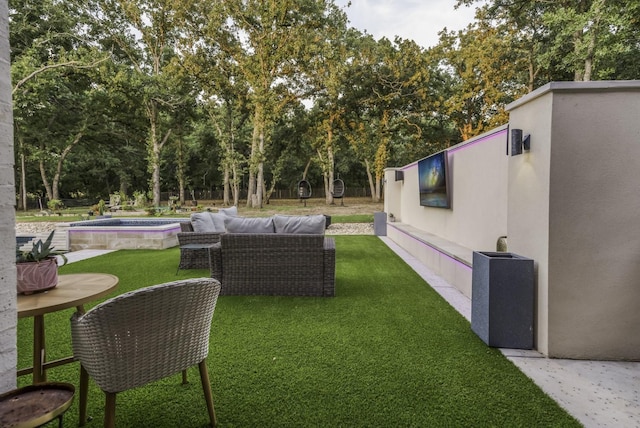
[17,273,119,384]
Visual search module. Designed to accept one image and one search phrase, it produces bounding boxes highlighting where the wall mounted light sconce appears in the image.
[510,128,531,156]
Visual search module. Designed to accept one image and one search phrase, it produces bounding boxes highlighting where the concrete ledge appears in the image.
[387,222,473,266]
[387,222,473,297]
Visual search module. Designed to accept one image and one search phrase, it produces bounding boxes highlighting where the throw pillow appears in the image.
[191,212,216,233]
[224,216,275,233]
[210,213,227,232]
[218,206,238,217]
[273,214,326,234]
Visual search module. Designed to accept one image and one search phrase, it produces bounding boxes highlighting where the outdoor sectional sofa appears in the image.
[176,206,237,269]
[208,214,336,297]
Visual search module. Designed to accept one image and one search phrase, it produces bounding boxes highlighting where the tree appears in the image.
[303,6,350,204]
[341,35,448,201]
[215,0,347,208]
[456,0,640,83]
[10,0,109,205]
[433,18,527,140]
[85,0,195,207]
[178,1,251,206]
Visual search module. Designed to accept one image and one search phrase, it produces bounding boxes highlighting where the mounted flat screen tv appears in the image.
[418,150,450,208]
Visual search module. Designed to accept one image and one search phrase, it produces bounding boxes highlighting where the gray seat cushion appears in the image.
[273,214,326,234]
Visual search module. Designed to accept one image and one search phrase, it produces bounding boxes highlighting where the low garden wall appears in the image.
[384,81,640,360]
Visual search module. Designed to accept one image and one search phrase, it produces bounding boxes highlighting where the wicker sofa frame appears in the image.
[209,233,336,297]
[177,222,222,270]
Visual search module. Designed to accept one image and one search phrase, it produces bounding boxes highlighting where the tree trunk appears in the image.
[255,131,264,208]
[323,129,335,205]
[39,158,53,202]
[223,167,230,206]
[573,29,584,81]
[246,117,259,208]
[51,132,83,201]
[583,0,604,82]
[149,102,161,207]
[232,163,239,206]
[176,137,185,205]
[19,133,27,210]
[364,159,377,202]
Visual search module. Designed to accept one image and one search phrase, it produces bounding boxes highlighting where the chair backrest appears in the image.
[71,278,221,393]
[180,221,194,232]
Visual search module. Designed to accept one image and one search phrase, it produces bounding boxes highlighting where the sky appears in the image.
[333,0,481,49]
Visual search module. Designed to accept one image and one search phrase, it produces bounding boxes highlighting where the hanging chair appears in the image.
[331,179,345,206]
[332,179,345,198]
[297,179,312,206]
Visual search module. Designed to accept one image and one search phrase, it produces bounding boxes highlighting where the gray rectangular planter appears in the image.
[373,212,387,236]
[471,251,534,349]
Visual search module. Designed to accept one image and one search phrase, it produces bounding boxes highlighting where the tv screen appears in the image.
[418,151,450,208]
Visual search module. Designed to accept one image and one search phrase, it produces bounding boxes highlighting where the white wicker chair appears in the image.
[70,278,222,427]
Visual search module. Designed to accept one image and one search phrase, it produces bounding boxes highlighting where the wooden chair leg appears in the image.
[198,360,217,427]
[79,365,89,426]
[104,392,116,428]
[182,369,188,384]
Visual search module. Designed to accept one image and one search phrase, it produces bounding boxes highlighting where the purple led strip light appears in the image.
[447,127,508,154]
[397,127,507,172]
[69,226,181,234]
[388,224,472,271]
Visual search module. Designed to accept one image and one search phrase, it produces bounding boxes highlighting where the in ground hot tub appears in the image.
[66,218,189,251]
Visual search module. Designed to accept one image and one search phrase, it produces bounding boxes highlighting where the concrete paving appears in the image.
[56,249,115,265]
[380,236,640,428]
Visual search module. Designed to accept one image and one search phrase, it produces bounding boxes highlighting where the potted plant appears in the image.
[16,231,67,295]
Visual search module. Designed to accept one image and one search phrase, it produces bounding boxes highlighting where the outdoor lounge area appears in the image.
[3,81,639,428]
[13,238,582,427]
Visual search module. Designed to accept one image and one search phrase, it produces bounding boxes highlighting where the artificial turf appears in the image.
[16,236,580,427]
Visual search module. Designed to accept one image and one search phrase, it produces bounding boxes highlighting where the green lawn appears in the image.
[17,236,579,427]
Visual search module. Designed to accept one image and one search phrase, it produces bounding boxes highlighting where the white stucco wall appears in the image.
[386,81,640,360]
[504,93,553,356]
[0,0,17,393]
[507,81,640,359]
[384,126,509,297]
[389,126,509,252]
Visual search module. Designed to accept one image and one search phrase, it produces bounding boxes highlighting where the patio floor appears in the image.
[381,236,640,428]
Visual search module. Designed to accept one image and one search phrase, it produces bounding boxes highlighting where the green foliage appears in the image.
[10,0,639,209]
[16,230,58,262]
[97,199,106,215]
[133,190,147,208]
[46,199,63,211]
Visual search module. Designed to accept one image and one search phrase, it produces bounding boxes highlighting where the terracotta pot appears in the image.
[16,257,59,295]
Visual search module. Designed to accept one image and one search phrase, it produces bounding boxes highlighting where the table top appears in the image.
[17,273,119,318]
[0,382,74,427]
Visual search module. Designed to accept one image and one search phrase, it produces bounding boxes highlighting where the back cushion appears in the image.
[191,212,215,233]
[218,206,238,217]
[210,213,227,232]
[224,216,275,233]
[273,214,326,234]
